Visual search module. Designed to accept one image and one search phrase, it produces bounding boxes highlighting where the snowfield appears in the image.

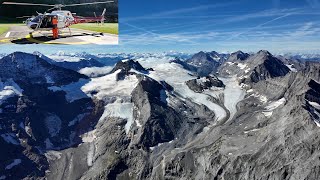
[81,70,139,133]
[81,69,138,101]
[0,79,23,105]
[48,79,89,102]
[103,102,134,133]
[220,77,246,120]
[262,98,286,117]
[148,63,226,122]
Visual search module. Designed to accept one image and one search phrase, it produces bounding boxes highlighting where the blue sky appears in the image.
[1,0,320,54]
[117,0,320,53]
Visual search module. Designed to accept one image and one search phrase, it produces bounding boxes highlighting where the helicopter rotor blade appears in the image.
[16,16,33,19]
[2,2,55,7]
[64,1,114,7]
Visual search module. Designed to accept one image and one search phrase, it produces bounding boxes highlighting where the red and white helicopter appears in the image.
[2,1,114,36]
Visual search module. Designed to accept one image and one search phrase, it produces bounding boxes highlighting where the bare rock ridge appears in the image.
[186,75,225,93]
[131,75,182,148]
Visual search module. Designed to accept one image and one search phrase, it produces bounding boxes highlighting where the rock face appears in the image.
[110,59,148,80]
[246,50,290,83]
[186,75,225,93]
[0,52,98,179]
[169,58,197,72]
[186,51,222,76]
[131,75,182,148]
[219,50,290,84]
[2,50,320,180]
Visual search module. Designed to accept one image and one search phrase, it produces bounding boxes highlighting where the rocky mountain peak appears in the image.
[110,59,148,80]
[228,50,250,61]
[245,50,290,83]
[186,51,222,76]
[257,50,272,57]
[0,52,87,85]
[111,59,147,74]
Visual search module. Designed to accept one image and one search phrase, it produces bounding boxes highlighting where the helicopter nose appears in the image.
[29,23,38,30]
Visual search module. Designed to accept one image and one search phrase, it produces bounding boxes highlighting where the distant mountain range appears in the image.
[1,50,320,179]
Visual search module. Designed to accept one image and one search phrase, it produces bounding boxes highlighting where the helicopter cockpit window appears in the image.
[31,15,43,23]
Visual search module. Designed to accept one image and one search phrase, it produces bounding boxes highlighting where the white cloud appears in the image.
[78,66,113,78]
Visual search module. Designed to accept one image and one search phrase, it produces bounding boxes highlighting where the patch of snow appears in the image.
[311,108,320,127]
[0,109,2,113]
[285,64,297,72]
[134,108,142,127]
[101,101,134,133]
[45,114,62,137]
[226,62,235,65]
[260,95,268,103]
[262,111,273,118]
[244,128,260,134]
[265,98,286,111]
[250,93,268,103]
[149,142,164,150]
[315,120,320,127]
[81,130,96,143]
[0,79,23,105]
[237,63,247,69]
[1,133,19,145]
[25,125,32,137]
[48,79,89,102]
[68,113,89,127]
[45,151,62,161]
[244,68,250,73]
[0,175,6,180]
[5,159,21,170]
[78,66,113,78]
[247,89,254,93]
[262,98,286,117]
[308,101,320,109]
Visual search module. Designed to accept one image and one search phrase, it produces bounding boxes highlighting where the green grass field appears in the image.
[71,23,118,35]
[0,24,23,36]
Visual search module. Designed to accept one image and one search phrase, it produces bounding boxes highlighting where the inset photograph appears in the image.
[0,0,118,45]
